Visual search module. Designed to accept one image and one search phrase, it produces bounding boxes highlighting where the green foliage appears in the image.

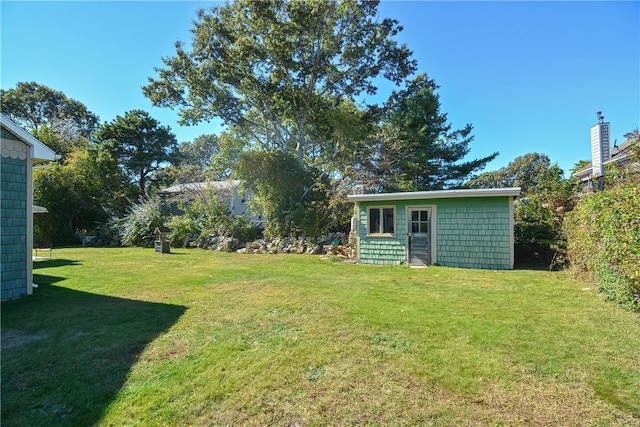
[33,145,135,243]
[236,150,330,237]
[167,215,200,247]
[356,74,498,192]
[95,110,178,194]
[565,133,640,311]
[0,81,99,138]
[565,185,640,311]
[169,189,258,245]
[30,122,89,163]
[604,130,640,188]
[144,0,415,164]
[156,134,222,188]
[467,153,579,267]
[142,2,499,235]
[467,153,557,194]
[118,197,168,247]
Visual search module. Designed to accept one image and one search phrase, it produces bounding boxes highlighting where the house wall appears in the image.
[356,201,406,265]
[1,131,31,300]
[435,197,512,270]
[355,196,513,270]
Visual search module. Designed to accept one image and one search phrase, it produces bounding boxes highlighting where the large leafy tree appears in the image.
[143,0,416,165]
[157,133,222,186]
[95,110,178,194]
[33,142,134,243]
[352,74,498,192]
[235,150,329,237]
[466,152,559,194]
[0,82,99,143]
[143,0,418,234]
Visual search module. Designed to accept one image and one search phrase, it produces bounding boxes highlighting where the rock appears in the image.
[307,244,323,255]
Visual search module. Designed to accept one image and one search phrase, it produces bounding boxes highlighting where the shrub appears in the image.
[167,215,200,247]
[167,190,258,245]
[565,185,640,311]
[119,197,167,247]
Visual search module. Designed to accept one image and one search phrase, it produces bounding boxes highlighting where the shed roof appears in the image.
[0,113,58,165]
[347,187,521,203]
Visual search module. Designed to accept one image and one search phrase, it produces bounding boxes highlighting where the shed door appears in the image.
[408,208,431,266]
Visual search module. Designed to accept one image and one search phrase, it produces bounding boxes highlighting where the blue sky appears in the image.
[2,1,638,176]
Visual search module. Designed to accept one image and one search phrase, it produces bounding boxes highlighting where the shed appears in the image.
[1,113,57,300]
[347,187,521,270]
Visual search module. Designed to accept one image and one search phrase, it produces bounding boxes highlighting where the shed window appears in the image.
[368,206,395,235]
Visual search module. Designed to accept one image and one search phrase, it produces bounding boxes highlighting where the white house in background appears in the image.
[573,111,635,190]
[1,113,57,300]
[158,180,260,221]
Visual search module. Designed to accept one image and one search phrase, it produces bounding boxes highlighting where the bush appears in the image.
[167,215,200,247]
[167,190,258,246]
[565,185,640,311]
[118,197,167,247]
[513,193,571,269]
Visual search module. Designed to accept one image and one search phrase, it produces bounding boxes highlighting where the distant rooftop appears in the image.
[159,180,241,195]
[574,138,634,179]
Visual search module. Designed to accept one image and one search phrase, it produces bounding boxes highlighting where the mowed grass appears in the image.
[2,248,639,426]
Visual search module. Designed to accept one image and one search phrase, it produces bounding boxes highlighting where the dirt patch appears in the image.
[1,330,47,348]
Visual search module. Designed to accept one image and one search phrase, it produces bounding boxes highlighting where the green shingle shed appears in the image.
[347,188,521,270]
[1,114,57,300]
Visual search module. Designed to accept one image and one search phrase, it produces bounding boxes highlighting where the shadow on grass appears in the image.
[33,258,81,270]
[1,278,186,427]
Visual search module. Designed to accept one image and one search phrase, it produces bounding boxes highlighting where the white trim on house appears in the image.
[347,187,521,203]
[509,196,515,269]
[0,113,58,164]
[366,205,397,236]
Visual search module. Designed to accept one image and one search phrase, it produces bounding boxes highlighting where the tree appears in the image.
[1,81,99,141]
[564,131,640,311]
[351,74,498,192]
[95,110,178,194]
[157,134,222,186]
[235,150,329,237]
[143,0,416,165]
[466,152,579,267]
[33,143,134,243]
[466,152,559,194]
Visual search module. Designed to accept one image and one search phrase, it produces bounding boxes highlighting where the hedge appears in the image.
[564,184,640,312]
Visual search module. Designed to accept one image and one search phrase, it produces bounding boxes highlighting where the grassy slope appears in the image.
[2,247,639,426]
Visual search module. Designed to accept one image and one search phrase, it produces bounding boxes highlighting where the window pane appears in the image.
[412,223,419,233]
[382,208,394,233]
[369,208,380,234]
[420,211,428,221]
[419,222,428,233]
[412,211,419,221]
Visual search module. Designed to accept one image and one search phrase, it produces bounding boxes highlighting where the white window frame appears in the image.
[367,205,396,236]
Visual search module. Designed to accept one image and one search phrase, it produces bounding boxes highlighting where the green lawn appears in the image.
[2,248,639,426]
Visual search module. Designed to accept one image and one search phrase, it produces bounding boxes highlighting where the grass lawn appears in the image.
[2,247,639,426]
